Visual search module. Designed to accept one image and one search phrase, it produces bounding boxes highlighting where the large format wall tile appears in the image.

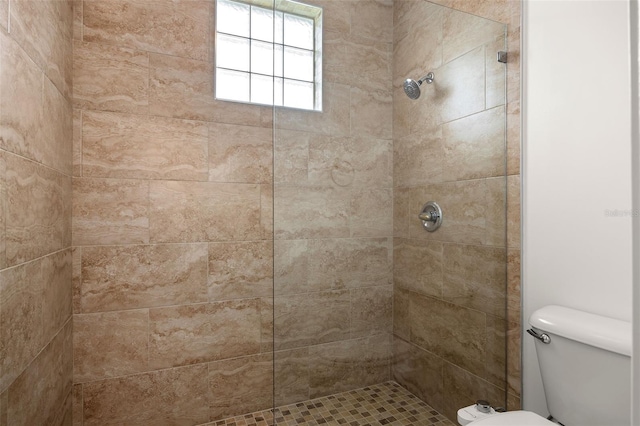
[438,46,485,123]
[442,8,505,64]
[83,0,210,61]
[149,181,262,243]
[78,243,208,313]
[410,295,486,378]
[443,244,506,318]
[42,250,73,344]
[148,299,262,369]
[394,128,443,187]
[73,41,149,114]
[72,109,83,177]
[82,364,210,426]
[72,178,149,246]
[443,106,506,181]
[350,285,393,338]
[0,32,71,175]
[393,238,443,298]
[5,154,71,266]
[308,136,392,188]
[9,0,73,98]
[0,151,5,270]
[350,87,392,140]
[0,260,43,392]
[209,123,272,184]
[351,0,393,43]
[392,337,444,412]
[6,321,72,426]
[208,241,273,301]
[308,334,391,398]
[274,186,350,239]
[274,290,350,350]
[209,353,273,421]
[274,348,310,406]
[350,187,393,238]
[73,310,149,383]
[275,238,392,295]
[82,111,208,181]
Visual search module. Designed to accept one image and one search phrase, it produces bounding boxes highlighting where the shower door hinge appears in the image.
[497,51,507,64]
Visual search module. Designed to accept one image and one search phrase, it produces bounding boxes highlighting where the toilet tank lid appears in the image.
[529,305,631,357]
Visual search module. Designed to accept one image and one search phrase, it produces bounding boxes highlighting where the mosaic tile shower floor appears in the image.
[209,381,455,426]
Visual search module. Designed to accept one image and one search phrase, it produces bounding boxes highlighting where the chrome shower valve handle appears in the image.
[419,201,443,232]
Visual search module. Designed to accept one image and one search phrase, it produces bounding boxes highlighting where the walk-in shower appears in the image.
[403,72,435,99]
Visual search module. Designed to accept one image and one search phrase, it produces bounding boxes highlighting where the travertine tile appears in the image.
[209,353,273,421]
[410,294,486,377]
[72,384,83,426]
[393,287,411,341]
[441,362,506,422]
[324,32,391,92]
[82,110,208,180]
[209,123,273,184]
[273,129,312,185]
[6,320,72,426]
[0,0,7,32]
[310,0,349,34]
[443,244,506,318]
[486,176,507,247]
[274,185,350,239]
[351,0,393,43]
[0,260,43,392]
[42,250,73,344]
[308,136,392,188]
[149,52,212,119]
[73,0,83,40]
[442,7,505,64]
[443,107,506,181]
[78,243,208,313]
[394,127,443,187]
[392,337,444,412]
[486,315,507,389]
[5,154,71,266]
[0,151,5,270]
[308,334,391,398]
[149,181,262,243]
[83,0,210,61]
[0,31,71,173]
[42,76,73,175]
[71,247,82,315]
[149,300,262,369]
[275,83,350,137]
[350,187,393,237]
[260,183,273,240]
[507,319,521,397]
[507,248,521,325]
[448,0,512,25]
[9,0,73,98]
[393,238,443,298]
[208,241,273,301]
[438,46,485,124]
[259,297,274,353]
[507,175,521,248]
[73,41,149,114]
[72,109,82,177]
[73,310,149,383]
[275,238,392,296]
[72,178,149,246]
[274,348,310,406]
[274,290,350,350]
[350,285,393,338]
[82,364,210,426]
[507,101,520,176]
[350,87,392,140]
[486,35,507,109]
[393,187,411,239]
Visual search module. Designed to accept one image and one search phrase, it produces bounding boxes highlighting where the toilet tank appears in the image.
[529,305,631,426]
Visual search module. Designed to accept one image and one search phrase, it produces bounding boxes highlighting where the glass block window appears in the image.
[215,0,323,111]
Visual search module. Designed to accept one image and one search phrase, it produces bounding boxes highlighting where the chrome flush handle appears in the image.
[527,328,551,344]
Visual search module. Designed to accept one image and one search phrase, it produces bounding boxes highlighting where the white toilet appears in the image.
[468,305,631,426]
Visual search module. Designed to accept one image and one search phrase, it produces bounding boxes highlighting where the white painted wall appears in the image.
[522,0,633,415]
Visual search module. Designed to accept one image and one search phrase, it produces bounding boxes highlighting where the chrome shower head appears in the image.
[403,72,435,99]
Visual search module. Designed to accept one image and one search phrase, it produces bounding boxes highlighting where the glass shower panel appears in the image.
[272,0,509,423]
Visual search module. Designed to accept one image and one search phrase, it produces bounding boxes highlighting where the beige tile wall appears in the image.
[71,0,394,423]
[272,0,395,407]
[391,0,521,421]
[0,0,74,424]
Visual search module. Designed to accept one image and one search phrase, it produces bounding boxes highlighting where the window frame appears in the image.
[214,0,323,112]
